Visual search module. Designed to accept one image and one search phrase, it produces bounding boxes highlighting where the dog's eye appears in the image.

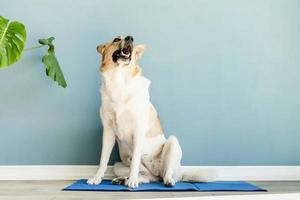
[113,38,121,42]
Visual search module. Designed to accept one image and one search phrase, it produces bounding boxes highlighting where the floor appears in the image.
[0,181,299,200]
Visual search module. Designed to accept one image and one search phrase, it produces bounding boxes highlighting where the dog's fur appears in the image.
[87,36,216,188]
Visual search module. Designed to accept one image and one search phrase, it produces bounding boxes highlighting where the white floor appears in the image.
[0,181,299,200]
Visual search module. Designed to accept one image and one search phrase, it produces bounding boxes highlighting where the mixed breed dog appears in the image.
[87,36,216,188]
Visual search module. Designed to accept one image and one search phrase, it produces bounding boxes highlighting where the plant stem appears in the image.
[24,44,45,51]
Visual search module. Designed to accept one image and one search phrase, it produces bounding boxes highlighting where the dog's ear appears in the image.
[97,44,105,54]
[134,44,146,60]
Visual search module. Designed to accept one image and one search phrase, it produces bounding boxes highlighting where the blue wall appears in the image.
[0,0,299,165]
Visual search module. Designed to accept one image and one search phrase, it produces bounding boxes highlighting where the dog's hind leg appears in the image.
[160,136,182,187]
[112,162,129,185]
[113,162,130,177]
[112,162,150,185]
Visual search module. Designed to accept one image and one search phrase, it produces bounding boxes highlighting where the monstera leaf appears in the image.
[0,16,66,88]
[0,16,26,68]
[39,37,67,88]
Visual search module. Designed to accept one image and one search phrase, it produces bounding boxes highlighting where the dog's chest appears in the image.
[101,68,150,141]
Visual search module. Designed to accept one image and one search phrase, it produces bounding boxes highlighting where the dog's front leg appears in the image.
[87,129,115,185]
[126,129,144,188]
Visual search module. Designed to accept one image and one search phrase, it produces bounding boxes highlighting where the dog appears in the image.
[87,36,216,188]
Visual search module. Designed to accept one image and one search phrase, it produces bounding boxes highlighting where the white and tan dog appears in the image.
[87,36,215,188]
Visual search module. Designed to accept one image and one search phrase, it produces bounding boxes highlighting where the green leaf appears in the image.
[0,16,26,68]
[39,37,67,88]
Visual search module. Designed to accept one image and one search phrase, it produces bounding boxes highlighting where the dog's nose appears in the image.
[125,36,134,42]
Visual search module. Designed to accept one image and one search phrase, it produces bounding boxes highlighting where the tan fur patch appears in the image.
[98,42,120,72]
[132,66,141,77]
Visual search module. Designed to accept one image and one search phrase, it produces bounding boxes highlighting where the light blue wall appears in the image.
[0,0,299,165]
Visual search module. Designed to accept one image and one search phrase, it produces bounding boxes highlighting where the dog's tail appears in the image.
[180,168,218,182]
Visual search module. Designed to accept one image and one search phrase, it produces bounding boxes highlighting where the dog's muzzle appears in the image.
[112,36,134,63]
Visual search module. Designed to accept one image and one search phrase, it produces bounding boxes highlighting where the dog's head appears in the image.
[97,36,146,72]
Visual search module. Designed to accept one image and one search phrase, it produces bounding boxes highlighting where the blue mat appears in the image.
[64,179,266,192]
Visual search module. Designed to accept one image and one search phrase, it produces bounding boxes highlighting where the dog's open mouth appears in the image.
[112,36,133,64]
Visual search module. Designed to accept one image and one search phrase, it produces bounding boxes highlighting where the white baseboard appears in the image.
[0,165,299,181]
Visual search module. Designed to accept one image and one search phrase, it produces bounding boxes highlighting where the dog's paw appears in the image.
[112,176,128,185]
[87,176,102,185]
[125,176,139,188]
[164,177,175,187]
